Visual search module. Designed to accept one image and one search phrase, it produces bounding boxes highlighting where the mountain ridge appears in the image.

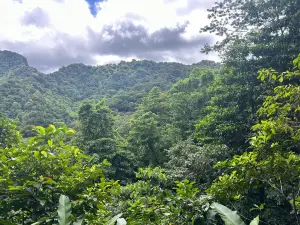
[0,50,218,129]
[0,50,218,75]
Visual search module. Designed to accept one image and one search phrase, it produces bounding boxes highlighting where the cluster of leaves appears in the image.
[0,124,121,224]
[165,140,231,189]
[0,113,21,148]
[117,167,212,225]
[208,55,300,224]
[201,0,300,72]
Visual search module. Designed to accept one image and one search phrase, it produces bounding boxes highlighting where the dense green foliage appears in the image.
[0,50,217,130]
[0,0,300,224]
[0,125,121,224]
[0,113,21,148]
[208,58,300,225]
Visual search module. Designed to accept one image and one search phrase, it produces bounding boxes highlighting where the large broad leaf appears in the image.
[57,195,72,225]
[116,218,127,225]
[210,202,246,225]
[73,219,83,225]
[249,216,259,225]
[106,214,123,225]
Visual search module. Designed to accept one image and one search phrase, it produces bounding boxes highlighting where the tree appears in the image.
[194,68,256,150]
[129,111,162,166]
[169,68,216,138]
[0,113,20,148]
[207,55,300,225]
[77,100,136,182]
[165,140,231,190]
[77,99,117,160]
[198,0,300,152]
[202,0,300,72]
[140,87,169,119]
[128,87,182,167]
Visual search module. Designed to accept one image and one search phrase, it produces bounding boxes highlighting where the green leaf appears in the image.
[38,126,46,135]
[31,220,50,225]
[66,129,75,136]
[8,185,24,191]
[103,158,112,166]
[57,195,72,225]
[106,214,123,225]
[116,218,127,225]
[210,202,246,225]
[41,151,47,157]
[249,216,259,225]
[48,140,53,147]
[46,124,56,133]
[34,151,40,158]
[0,219,17,225]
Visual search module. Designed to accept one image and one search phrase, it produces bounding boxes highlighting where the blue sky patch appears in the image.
[85,0,104,16]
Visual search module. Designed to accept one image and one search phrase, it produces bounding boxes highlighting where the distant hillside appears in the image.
[0,50,218,127]
[0,50,28,76]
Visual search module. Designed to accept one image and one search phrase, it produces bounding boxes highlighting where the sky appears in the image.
[0,0,219,73]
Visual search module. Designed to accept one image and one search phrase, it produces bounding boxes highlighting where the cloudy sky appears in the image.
[0,0,218,73]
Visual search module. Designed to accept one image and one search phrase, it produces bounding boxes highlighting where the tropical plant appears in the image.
[208,55,300,225]
[119,167,212,224]
[0,125,121,224]
[205,202,259,225]
[56,194,126,225]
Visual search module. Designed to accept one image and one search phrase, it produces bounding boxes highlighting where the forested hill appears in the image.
[0,50,218,127]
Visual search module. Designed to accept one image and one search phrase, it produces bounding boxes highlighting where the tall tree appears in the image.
[198,1,300,149]
[169,67,216,138]
[202,0,300,72]
[77,99,117,160]
[129,111,162,166]
[208,55,300,225]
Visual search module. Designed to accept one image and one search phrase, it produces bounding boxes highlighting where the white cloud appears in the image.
[94,0,182,31]
[0,0,219,72]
